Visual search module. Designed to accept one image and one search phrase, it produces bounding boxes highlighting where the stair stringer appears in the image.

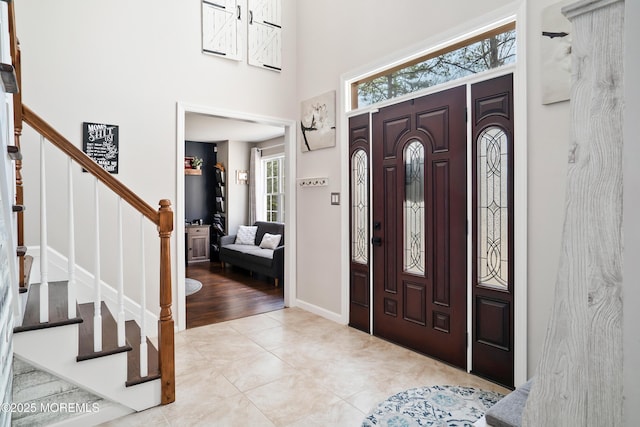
[13,323,161,412]
[26,245,160,337]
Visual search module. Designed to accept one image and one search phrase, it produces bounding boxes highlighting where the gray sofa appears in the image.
[219,221,284,286]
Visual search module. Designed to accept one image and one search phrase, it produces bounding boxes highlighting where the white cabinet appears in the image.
[248,0,282,71]
[202,0,243,61]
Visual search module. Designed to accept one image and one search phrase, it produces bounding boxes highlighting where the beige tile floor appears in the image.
[101,307,509,427]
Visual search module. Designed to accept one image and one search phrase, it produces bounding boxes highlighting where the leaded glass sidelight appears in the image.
[478,126,509,290]
[404,141,425,275]
[351,149,369,264]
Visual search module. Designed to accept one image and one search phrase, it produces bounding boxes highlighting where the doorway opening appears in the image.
[348,73,516,388]
[175,103,297,331]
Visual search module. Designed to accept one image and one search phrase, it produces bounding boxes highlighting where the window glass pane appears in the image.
[477,126,509,290]
[356,28,516,108]
[403,141,425,275]
[263,155,285,223]
[351,149,368,264]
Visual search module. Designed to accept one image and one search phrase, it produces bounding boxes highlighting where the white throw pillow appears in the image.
[259,233,282,250]
[235,226,258,245]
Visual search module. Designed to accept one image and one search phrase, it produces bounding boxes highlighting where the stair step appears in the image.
[19,255,33,294]
[7,145,22,160]
[0,62,19,94]
[14,282,83,333]
[77,302,132,361]
[11,357,109,427]
[125,320,160,387]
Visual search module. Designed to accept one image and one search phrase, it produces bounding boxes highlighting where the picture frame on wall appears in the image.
[300,90,336,152]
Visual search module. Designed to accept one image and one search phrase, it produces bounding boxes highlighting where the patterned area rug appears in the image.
[185,278,203,296]
[362,385,504,427]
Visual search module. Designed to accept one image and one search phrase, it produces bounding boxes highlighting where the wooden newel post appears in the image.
[158,199,175,404]
[8,2,25,288]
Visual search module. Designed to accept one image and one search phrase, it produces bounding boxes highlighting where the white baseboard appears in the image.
[295,299,345,325]
[27,246,159,337]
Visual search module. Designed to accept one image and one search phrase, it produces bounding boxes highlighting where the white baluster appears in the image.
[93,178,102,352]
[117,197,126,347]
[139,215,148,377]
[39,136,49,323]
[67,158,76,319]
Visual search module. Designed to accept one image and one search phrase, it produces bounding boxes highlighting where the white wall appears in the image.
[524,0,570,374]
[623,0,640,423]
[225,140,251,235]
[15,0,298,312]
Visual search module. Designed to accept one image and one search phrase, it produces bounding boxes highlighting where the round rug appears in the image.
[185,278,203,296]
[362,385,504,427]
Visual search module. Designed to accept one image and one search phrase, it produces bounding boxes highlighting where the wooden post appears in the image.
[157,199,175,404]
[8,2,25,288]
[522,1,624,425]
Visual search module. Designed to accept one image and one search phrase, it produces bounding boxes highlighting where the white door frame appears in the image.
[175,102,297,331]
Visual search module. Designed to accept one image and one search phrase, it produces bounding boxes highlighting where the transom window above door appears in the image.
[350,22,516,110]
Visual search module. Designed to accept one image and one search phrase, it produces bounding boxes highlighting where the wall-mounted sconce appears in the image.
[236,170,248,184]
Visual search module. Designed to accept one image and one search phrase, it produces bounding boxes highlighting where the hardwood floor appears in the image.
[185,262,284,329]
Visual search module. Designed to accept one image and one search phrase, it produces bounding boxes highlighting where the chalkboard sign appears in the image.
[82,122,119,174]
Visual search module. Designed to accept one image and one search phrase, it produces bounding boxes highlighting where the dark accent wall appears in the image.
[185,141,217,225]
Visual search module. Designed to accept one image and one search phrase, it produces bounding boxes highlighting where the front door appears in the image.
[471,74,515,387]
[371,86,467,368]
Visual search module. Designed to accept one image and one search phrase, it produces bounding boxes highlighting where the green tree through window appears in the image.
[356,28,516,108]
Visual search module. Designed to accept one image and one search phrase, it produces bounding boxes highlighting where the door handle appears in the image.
[371,237,382,246]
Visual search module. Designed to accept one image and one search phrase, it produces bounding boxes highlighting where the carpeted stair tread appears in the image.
[14,282,83,333]
[125,320,160,387]
[12,386,104,426]
[485,379,533,427]
[12,367,76,403]
[11,358,107,427]
[77,302,132,361]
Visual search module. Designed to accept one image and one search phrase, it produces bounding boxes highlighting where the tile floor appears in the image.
[101,307,509,426]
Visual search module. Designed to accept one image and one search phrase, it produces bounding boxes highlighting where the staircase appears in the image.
[0,2,176,424]
[13,281,161,420]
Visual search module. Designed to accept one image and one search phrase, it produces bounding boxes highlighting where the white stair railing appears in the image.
[139,214,148,377]
[117,197,126,347]
[67,157,76,319]
[93,177,102,352]
[39,135,49,323]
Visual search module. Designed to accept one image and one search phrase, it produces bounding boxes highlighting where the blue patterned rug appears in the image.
[362,385,504,427]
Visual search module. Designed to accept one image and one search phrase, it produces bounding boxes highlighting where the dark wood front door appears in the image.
[349,113,371,333]
[471,74,514,387]
[371,86,467,368]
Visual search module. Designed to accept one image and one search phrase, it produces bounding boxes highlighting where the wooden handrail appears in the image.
[22,105,159,224]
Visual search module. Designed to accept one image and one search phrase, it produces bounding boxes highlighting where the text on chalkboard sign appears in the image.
[82,122,119,174]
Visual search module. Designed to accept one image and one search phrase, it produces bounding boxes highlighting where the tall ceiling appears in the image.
[185,112,285,143]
